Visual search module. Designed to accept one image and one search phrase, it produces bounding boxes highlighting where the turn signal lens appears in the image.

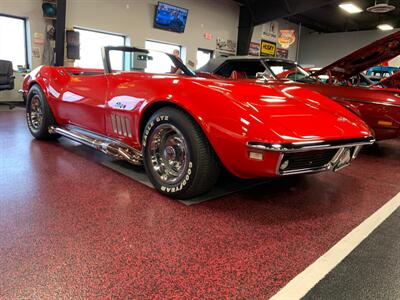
[378,120,393,127]
[249,151,263,161]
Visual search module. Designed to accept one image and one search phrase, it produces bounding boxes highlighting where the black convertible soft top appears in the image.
[197,56,296,74]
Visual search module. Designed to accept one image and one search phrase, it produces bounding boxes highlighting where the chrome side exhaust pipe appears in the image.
[49,125,142,165]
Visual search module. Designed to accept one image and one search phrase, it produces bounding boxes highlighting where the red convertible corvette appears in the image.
[199,31,400,141]
[22,46,374,198]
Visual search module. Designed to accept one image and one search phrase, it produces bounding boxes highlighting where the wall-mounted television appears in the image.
[154,2,188,33]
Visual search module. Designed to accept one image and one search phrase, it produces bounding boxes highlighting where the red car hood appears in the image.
[314,30,400,80]
[201,79,372,142]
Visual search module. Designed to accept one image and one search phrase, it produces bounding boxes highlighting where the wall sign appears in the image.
[249,42,260,56]
[204,32,212,40]
[216,37,237,53]
[260,40,276,57]
[278,30,296,49]
[33,32,44,45]
[262,21,278,42]
[276,48,289,59]
[32,47,41,59]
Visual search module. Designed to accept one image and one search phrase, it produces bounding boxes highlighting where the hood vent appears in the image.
[367,0,396,13]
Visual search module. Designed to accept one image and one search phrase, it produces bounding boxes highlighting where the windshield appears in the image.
[261,60,322,84]
[264,60,310,81]
[348,73,374,87]
[106,48,195,76]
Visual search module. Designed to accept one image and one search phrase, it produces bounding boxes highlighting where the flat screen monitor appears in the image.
[154,2,188,33]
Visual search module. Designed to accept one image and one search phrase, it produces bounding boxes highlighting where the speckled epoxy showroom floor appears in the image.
[1,108,399,299]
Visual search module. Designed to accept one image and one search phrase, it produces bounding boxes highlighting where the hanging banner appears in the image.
[262,21,278,42]
[277,29,296,49]
[260,40,276,57]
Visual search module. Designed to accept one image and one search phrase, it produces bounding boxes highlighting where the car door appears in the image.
[104,72,149,148]
[52,69,108,134]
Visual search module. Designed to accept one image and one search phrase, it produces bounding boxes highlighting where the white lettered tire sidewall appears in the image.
[143,107,221,199]
[142,112,196,197]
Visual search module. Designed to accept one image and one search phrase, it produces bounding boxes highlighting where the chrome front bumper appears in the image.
[247,136,375,176]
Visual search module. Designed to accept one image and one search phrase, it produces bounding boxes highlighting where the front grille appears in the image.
[280,149,338,173]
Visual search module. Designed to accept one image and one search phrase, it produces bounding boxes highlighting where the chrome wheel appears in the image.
[148,124,189,185]
[29,95,43,130]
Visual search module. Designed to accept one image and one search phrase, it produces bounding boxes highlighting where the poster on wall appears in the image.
[260,40,276,57]
[249,42,260,56]
[276,48,289,59]
[33,32,45,45]
[278,30,296,49]
[216,37,237,54]
[32,47,41,59]
[262,21,278,42]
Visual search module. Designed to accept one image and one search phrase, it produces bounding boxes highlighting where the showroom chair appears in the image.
[0,60,15,91]
[0,59,17,109]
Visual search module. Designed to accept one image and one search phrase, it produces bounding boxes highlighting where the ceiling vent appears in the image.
[367,0,396,13]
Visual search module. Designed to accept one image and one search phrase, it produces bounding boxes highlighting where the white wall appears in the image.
[298,28,400,67]
[0,0,239,102]
[67,0,239,67]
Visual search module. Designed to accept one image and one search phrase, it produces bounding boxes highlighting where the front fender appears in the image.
[137,79,279,178]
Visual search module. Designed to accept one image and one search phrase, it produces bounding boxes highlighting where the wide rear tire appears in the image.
[142,107,220,199]
[26,85,59,140]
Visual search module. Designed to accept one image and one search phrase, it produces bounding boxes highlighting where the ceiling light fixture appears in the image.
[339,2,363,14]
[377,23,394,30]
[367,0,396,13]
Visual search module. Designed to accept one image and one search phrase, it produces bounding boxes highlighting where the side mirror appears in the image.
[256,72,271,81]
[256,72,265,79]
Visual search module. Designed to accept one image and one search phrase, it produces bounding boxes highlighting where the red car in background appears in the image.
[22,46,374,199]
[306,30,400,140]
[376,71,400,90]
[198,31,400,140]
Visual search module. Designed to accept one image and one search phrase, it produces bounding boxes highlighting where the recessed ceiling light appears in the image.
[339,2,363,13]
[377,24,394,31]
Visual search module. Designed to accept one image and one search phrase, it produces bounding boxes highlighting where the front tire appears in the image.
[26,85,59,140]
[142,107,220,199]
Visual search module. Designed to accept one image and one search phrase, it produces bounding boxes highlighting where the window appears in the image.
[196,48,213,69]
[145,40,181,73]
[74,28,126,69]
[0,15,28,70]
